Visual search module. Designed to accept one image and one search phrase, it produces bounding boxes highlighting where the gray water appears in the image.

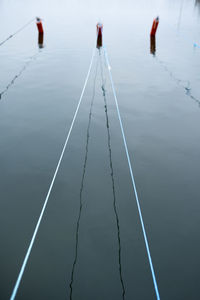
[0,0,200,299]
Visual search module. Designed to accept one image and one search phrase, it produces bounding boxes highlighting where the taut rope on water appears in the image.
[103,45,160,300]
[0,18,36,47]
[9,46,96,300]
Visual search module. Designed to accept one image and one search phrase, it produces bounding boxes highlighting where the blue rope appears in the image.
[9,47,96,300]
[103,45,160,300]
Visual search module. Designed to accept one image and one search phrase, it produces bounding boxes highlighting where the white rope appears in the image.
[0,18,36,47]
[10,47,96,300]
[103,46,160,300]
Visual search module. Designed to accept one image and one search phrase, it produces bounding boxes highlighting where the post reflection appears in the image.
[38,32,44,49]
[150,35,156,56]
[195,0,200,7]
[195,0,200,14]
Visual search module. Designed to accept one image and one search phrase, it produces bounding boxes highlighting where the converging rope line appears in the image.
[100,49,126,299]
[0,18,35,47]
[103,46,160,300]
[9,47,96,300]
[69,52,99,299]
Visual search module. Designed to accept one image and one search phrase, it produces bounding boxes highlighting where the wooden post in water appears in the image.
[96,23,103,48]
[36,17,44,34]
[150,16,159,36]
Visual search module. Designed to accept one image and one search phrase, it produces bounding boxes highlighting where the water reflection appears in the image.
[100,49,126,300]
[0,53,38,100]
[38,33,44,49]
[69,54,99,300]
[150,36,156,56]
[154,57,200,107]
[177,0,184,31]
[195,0,200,13]
[69,50,126,299]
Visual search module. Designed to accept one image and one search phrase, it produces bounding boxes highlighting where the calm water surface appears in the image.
[0,0,200,299]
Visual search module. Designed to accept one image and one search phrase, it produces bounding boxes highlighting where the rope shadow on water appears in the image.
[0,53,38,100]
[154,57,200,108]
[104,45,160,299]
[69,52,99,300]
[99,48,126,300]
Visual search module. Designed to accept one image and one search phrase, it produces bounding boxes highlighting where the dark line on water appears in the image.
[155,57,200,107]
[69,52,98,300]
[0,53,38,100]
[99,49,126,300]
[177,0,184,31]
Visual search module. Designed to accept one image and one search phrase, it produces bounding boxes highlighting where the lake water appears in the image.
[0,0,200,299]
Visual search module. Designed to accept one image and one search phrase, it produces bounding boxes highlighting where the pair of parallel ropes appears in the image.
[70,49,125,300]
[0,18,160,300]
[9,43,160,299]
